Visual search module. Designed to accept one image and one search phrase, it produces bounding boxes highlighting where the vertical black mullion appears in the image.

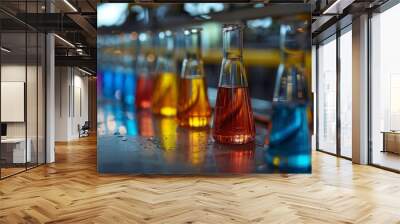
[336,29,341,157]
[367,11,373,165]
[36,0,39,167]
[44,35,47,164]
[316,44,320,151]
[0,21,2,179]
[44,0,47,164]
[25,0,28,171]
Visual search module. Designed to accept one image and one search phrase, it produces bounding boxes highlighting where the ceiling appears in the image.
[0,0,97,73]
[1,0,393,73]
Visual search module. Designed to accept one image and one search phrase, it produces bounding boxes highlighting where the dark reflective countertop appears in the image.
[98,109,311,174]
[97,69,311,174]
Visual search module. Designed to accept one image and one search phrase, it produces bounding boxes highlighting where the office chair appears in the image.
[79,121,90,138]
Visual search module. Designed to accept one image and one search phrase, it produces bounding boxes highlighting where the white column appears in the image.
[46,33,55,163]
[45,0,56,163]
[352,14,369,164]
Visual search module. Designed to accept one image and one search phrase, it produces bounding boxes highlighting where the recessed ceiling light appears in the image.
[54,34,75,48]
[63,0,78,12]
[78,67,93,76]
[1,47,11,53]
[323,0,354,15]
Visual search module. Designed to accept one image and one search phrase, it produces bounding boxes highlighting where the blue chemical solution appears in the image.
[265,102,311,173]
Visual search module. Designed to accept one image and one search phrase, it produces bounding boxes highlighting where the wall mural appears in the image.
[97,3,312,174]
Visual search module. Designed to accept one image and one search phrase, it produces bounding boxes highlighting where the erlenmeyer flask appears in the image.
[269,23,310,152]
[135,32,155,110]
[178,28,211,128]
[213,24,255,144]
[151,31,178,116]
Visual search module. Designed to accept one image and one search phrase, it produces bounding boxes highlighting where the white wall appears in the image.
[1,65,37,137]
[55,67,89,141]
[55,67,69,141]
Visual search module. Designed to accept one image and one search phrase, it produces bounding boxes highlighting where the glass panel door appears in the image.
[0,1,46,178]
[339,28,352,158]
[1,31,28,177]
[317,36,337,154]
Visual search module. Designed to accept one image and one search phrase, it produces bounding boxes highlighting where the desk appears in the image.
[382,131,400,154]
[1,138,31,163]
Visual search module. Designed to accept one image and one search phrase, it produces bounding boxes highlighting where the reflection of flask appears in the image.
[137,110,154,137]
[135,32,155,110]
[213,24,255,144]
[156,117,177,164]
[136,76,153,109]
[213,143,255,173]
[177,128,209,166]
[269,24,310,153]
[178,28,211,128]
[152,31,178,116]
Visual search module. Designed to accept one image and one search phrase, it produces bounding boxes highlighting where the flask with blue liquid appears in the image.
[267,23,311,171]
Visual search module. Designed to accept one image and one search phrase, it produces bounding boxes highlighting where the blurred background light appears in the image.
[158,32,165,39]
[247,17,273,29]
[138,33,148,42]
[131,5,146,21]
[97,3,129,27]
[184,3,224,16]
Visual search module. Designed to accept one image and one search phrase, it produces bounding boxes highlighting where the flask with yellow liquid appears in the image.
[151,31,178,116]
[178,28,211,128]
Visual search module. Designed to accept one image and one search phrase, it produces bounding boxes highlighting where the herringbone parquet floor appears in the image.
[1,136,400,224]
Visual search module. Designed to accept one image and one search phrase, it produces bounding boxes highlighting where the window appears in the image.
[339,27,352,158]
[371,2,400,171]
[0,1,47,179]
[317,36,337,154]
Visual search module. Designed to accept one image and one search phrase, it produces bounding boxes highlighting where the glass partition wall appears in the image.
[0,2,46,179]
[370,2,400,171]
[316,26,353,159]
[317,35,337,155]
[339,27,352,159]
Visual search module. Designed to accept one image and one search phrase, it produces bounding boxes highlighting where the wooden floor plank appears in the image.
[0,136,400,223]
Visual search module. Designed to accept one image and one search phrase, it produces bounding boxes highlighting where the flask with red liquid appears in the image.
[135,32,155,110]
[213,24,255,144]
[178,28,211,128]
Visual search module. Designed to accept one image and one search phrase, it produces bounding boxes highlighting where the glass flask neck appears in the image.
[223,25,243,60]
[136,33,153,75]
[156,33,176,74]
[181,29,205,78]
[218,24,248,87]
[185,30,202,60]
[138,32,152,55]
[273,24,308,104]
[158,34,174,56]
